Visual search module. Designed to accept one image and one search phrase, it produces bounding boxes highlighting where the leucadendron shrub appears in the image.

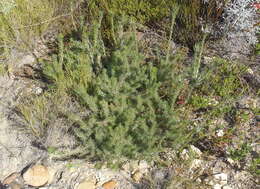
[43,17,193,162]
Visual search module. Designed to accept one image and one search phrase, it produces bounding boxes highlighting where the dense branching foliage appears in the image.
[43,18,194,161]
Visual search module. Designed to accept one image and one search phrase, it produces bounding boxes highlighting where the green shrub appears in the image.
[43,17,194,162]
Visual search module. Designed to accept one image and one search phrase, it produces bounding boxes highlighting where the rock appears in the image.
[227,158,235,165]
[222,185,233,189]
[180,149,189,160]
[2,173,20,185]
[47,168,56,185]
[213,183,222,189]
[121,162,131,172]
[153,170,167,181]
[214,173,228,181]
[130,160,139,172]
[216,129,224,137]
[213,173,228,186]
[132,171,143,182]
[34,87,43,95]
[102,180,117,189]
[77,179,96,189]
[190,159,204,170]
[23,165,49,187]
[138,160,148,170]
[138,160,149,174]
[8,182,22,189]
[190,145,202,157]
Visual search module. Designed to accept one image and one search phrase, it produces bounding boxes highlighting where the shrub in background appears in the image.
[87,0,227,47]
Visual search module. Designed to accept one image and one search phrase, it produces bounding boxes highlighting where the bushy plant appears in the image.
[43,17,194,162]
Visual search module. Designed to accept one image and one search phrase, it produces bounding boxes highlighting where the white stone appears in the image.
[138,160,149,173]
[223,185,233,189]
[34,87,43,95]
[180,149,189,160]
[227,158,235,165]
[216,129,224,137]
[214,173,228,181]
[247,68,254,74]
[190,159,203,169]
[213,184,222,189]
[190,145,202,157]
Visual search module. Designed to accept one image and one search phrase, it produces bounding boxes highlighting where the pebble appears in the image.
[190,159,203,170]
[153,170,167,181]
[77,180,96,189]
[3,173,20,185]
[34,87,43,95]
[190,145,202,157]
[138,160,149,174]
[213,173,228,186]
[216,129,224,137]
[23,165,49,187]
[213,183,222,189]
[180,149,189,160]
[132,171,143,182]
[102,180,117,189]
[222,185,233,189]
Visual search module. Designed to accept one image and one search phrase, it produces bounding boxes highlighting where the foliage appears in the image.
[28,14,250,164]
[191,58,248,100]
[87,0,227,47]
[250,157,260,176]
[229,143,252,161]
[0,0,79,58]
[42,16,196,162]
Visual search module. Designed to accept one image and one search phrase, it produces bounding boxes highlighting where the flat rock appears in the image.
[77,180,96,189]
[102,180,117,189]
[23,165,49,187]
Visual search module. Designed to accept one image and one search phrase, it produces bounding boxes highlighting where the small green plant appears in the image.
[229,143,252,161]
[249,157,260,176]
